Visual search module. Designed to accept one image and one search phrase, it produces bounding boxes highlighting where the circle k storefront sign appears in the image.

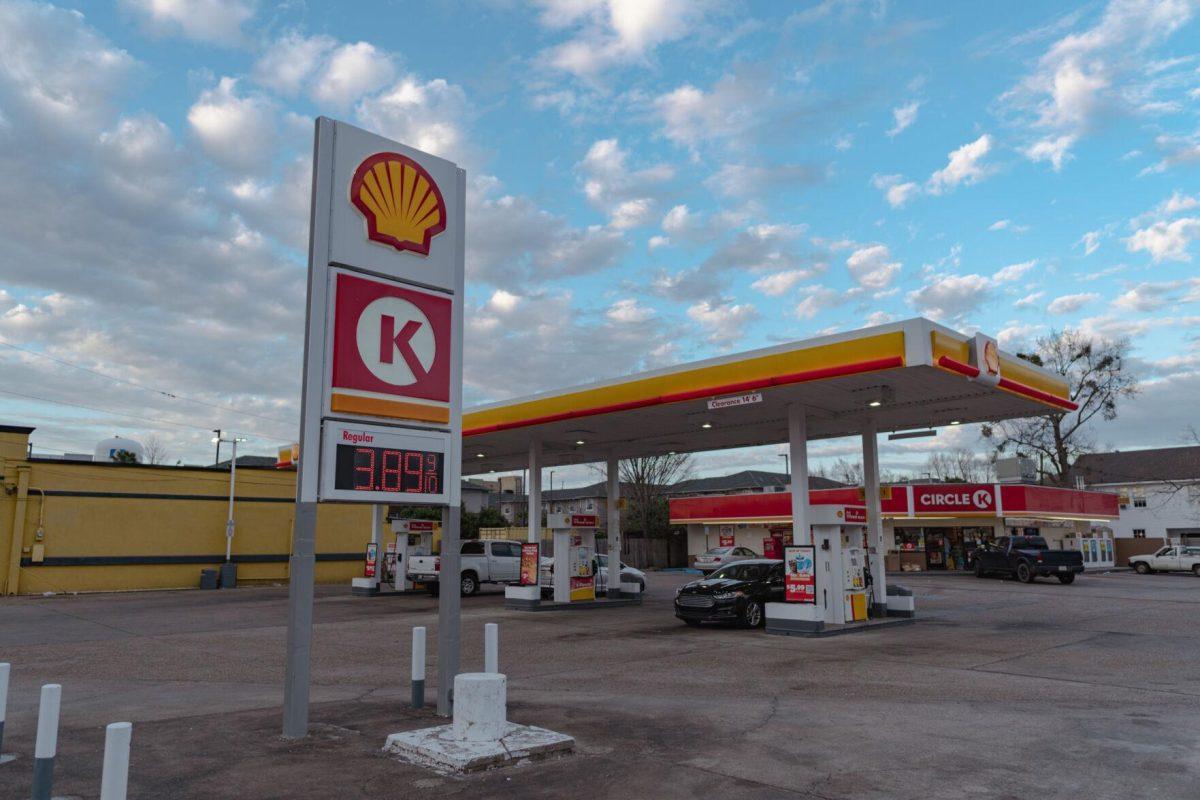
[329,270,452,425]
[913,486,996,514]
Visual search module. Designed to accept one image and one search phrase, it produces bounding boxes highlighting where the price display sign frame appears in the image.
[318,421,451,505]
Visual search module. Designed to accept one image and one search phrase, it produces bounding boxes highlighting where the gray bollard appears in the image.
[99,722,132,800]
[0,662,11,764]
[411,627,426,709]
[484,623,499,674]
[31,683,61,800]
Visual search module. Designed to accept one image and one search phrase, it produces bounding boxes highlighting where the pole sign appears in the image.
[519,543,540,586]
[296,117,464,507]
[784,545,816,603]
[364,542,378,579]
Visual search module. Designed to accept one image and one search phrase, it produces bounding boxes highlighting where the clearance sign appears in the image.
[296,117,465,506]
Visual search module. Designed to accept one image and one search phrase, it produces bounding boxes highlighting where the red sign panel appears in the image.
[719,534,735,547]
[569,514,599,528]
[331,272,452,403]
[784,545,816,603]
[842,506,867,524]
[912,485,996,514]
[519,543,540,586]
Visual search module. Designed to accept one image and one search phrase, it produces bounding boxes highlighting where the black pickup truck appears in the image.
[971,535,1084,584]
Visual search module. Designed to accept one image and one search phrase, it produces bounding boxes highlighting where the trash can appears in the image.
[200,569,219,590]
[219,562,238,589]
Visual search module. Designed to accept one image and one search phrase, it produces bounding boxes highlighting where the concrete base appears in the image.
[768,616,916,637]
[504,584,541,610]
[351,578,380,597]
[383,722,574,774]
[508,596,641,612]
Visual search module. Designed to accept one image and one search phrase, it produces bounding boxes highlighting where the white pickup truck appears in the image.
[408,539,523,596]
[1129,545,1200,576]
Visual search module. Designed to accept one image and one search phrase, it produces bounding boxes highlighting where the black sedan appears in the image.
[674,559,784,628]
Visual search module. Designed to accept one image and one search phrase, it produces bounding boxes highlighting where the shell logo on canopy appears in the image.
[350,152,446,256]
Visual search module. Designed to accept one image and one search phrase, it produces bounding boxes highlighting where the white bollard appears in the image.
[451,673,507,742]
[0,662,9,758]
[411,627,426,709]
[100,722,132,800]
[32,683,61,800]
[484,623,499,674]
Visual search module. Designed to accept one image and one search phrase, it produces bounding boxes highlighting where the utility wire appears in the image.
[0,338,296,427]
[0,387,290,443]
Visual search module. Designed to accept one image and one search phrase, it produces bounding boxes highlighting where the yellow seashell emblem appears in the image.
[350,152,446,256]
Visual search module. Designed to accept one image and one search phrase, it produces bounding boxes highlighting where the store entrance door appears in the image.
[924,530,947,570]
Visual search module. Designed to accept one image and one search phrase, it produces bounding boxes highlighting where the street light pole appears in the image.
[213,428,222,467]
[780,453,789,477]
[212,433,246,588]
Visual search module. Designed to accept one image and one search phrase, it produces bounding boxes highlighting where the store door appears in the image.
[924,530,947,570]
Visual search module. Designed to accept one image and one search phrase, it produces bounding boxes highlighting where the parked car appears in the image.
[674,559,784,628]
[971,535,1084,584]
[693,545,759,574]
[1129,546,1200,575]
[408,539,522,596]
[538,553,646,596]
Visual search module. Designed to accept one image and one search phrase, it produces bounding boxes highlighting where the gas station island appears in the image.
[460,317,1080,634]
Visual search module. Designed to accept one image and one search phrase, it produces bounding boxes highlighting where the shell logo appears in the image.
[350,152,446,256]
[982,339,1000,376]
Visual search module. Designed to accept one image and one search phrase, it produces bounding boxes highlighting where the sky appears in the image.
[0,0,1198,484]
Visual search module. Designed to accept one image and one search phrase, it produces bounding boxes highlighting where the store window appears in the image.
[895,528,923,551]
[1132,493,1148,508]
[1132,529,1146,538]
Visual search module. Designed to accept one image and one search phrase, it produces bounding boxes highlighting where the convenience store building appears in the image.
[669,481,1121,571]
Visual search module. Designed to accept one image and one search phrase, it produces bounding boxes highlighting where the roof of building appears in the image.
[670,470,844,495]
[1072,445,1200,485]
[214,455,279,468]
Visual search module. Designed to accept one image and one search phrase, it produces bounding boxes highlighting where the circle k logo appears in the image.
[917,487,994,511]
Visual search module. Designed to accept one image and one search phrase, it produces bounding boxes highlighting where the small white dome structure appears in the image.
[94,436,145,463]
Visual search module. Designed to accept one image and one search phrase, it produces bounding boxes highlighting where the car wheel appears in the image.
[974,561,985,578]
[683,618,702,627]
[1134,562,1151,575]
[1016,562,1035,583]
[460,573,479,597]
[742,600,764,628]
[1057,573,1076,585]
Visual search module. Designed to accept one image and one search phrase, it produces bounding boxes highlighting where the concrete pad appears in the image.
[383,722,574,773]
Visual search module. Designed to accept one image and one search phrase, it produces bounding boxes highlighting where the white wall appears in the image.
[1097,481,1200,539]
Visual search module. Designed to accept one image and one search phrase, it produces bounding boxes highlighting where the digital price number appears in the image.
[333,444,443,495]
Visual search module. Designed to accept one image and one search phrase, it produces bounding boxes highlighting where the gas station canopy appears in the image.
[462,318,1075,474]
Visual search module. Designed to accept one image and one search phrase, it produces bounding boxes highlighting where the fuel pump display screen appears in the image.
[334,445,443,495]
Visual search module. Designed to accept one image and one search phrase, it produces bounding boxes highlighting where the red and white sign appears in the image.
[569,513,599,528]
[840,506,868,524]
[719,534,735,547]
[784,545,816,604]
[913,486,996,514]
[364,542,378,578]
[971,332,1001,387]
[331,271,451,412]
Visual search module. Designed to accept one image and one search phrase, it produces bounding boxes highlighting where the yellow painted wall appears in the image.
[1,428,373,595]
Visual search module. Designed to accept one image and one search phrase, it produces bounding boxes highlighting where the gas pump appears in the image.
[548,513,599,603]
[390,518,436,591]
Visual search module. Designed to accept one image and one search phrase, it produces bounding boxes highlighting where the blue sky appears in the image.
[0,0,1197,480]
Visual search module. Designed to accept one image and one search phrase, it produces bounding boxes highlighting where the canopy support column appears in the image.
[606,455,621,598]
[527,441,542,544]
[788,404,810,545]
[861,421,887,615]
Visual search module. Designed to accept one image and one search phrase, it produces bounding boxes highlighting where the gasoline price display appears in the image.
[334,444,443,495]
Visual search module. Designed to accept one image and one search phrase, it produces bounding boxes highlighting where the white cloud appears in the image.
[577,138,672,227]
[187,77,277,173]
[1079,229,1102,255]
[988,218,1030,233]
[537,0,713,78]
[1125,217,1200,262]
[705,162,823,198]
[886,101,920,137]
[654,68,784,151]
[845,244,901,289]
[993,259,1036,282]
[488,289,521,313]
[1003,0,1197,169]
[795,285,841,319]
[648,235,669,251]
[687,299,758,345]
[1047,292,1100,314]
[609,198,656,229]
[1140,129,1200,175]
[1014,291,1044,309]
[1159,191,1199,216]
[1112,280,1195,312]
[252,33,336,96]
[863,310,894,327]
[312,42,395,107]
[927,134,993,194]
[751,270,807,297]
[997,323,1044,349]
[120,0,255,44]
[1023,134,1076,171]
[907,273,992,320]
[871,174,920,208]
[355,76,472,165]
[607,297,655,323]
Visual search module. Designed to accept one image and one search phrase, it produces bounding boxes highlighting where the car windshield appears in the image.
[705,547,734,555]
[709,563,766,581]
